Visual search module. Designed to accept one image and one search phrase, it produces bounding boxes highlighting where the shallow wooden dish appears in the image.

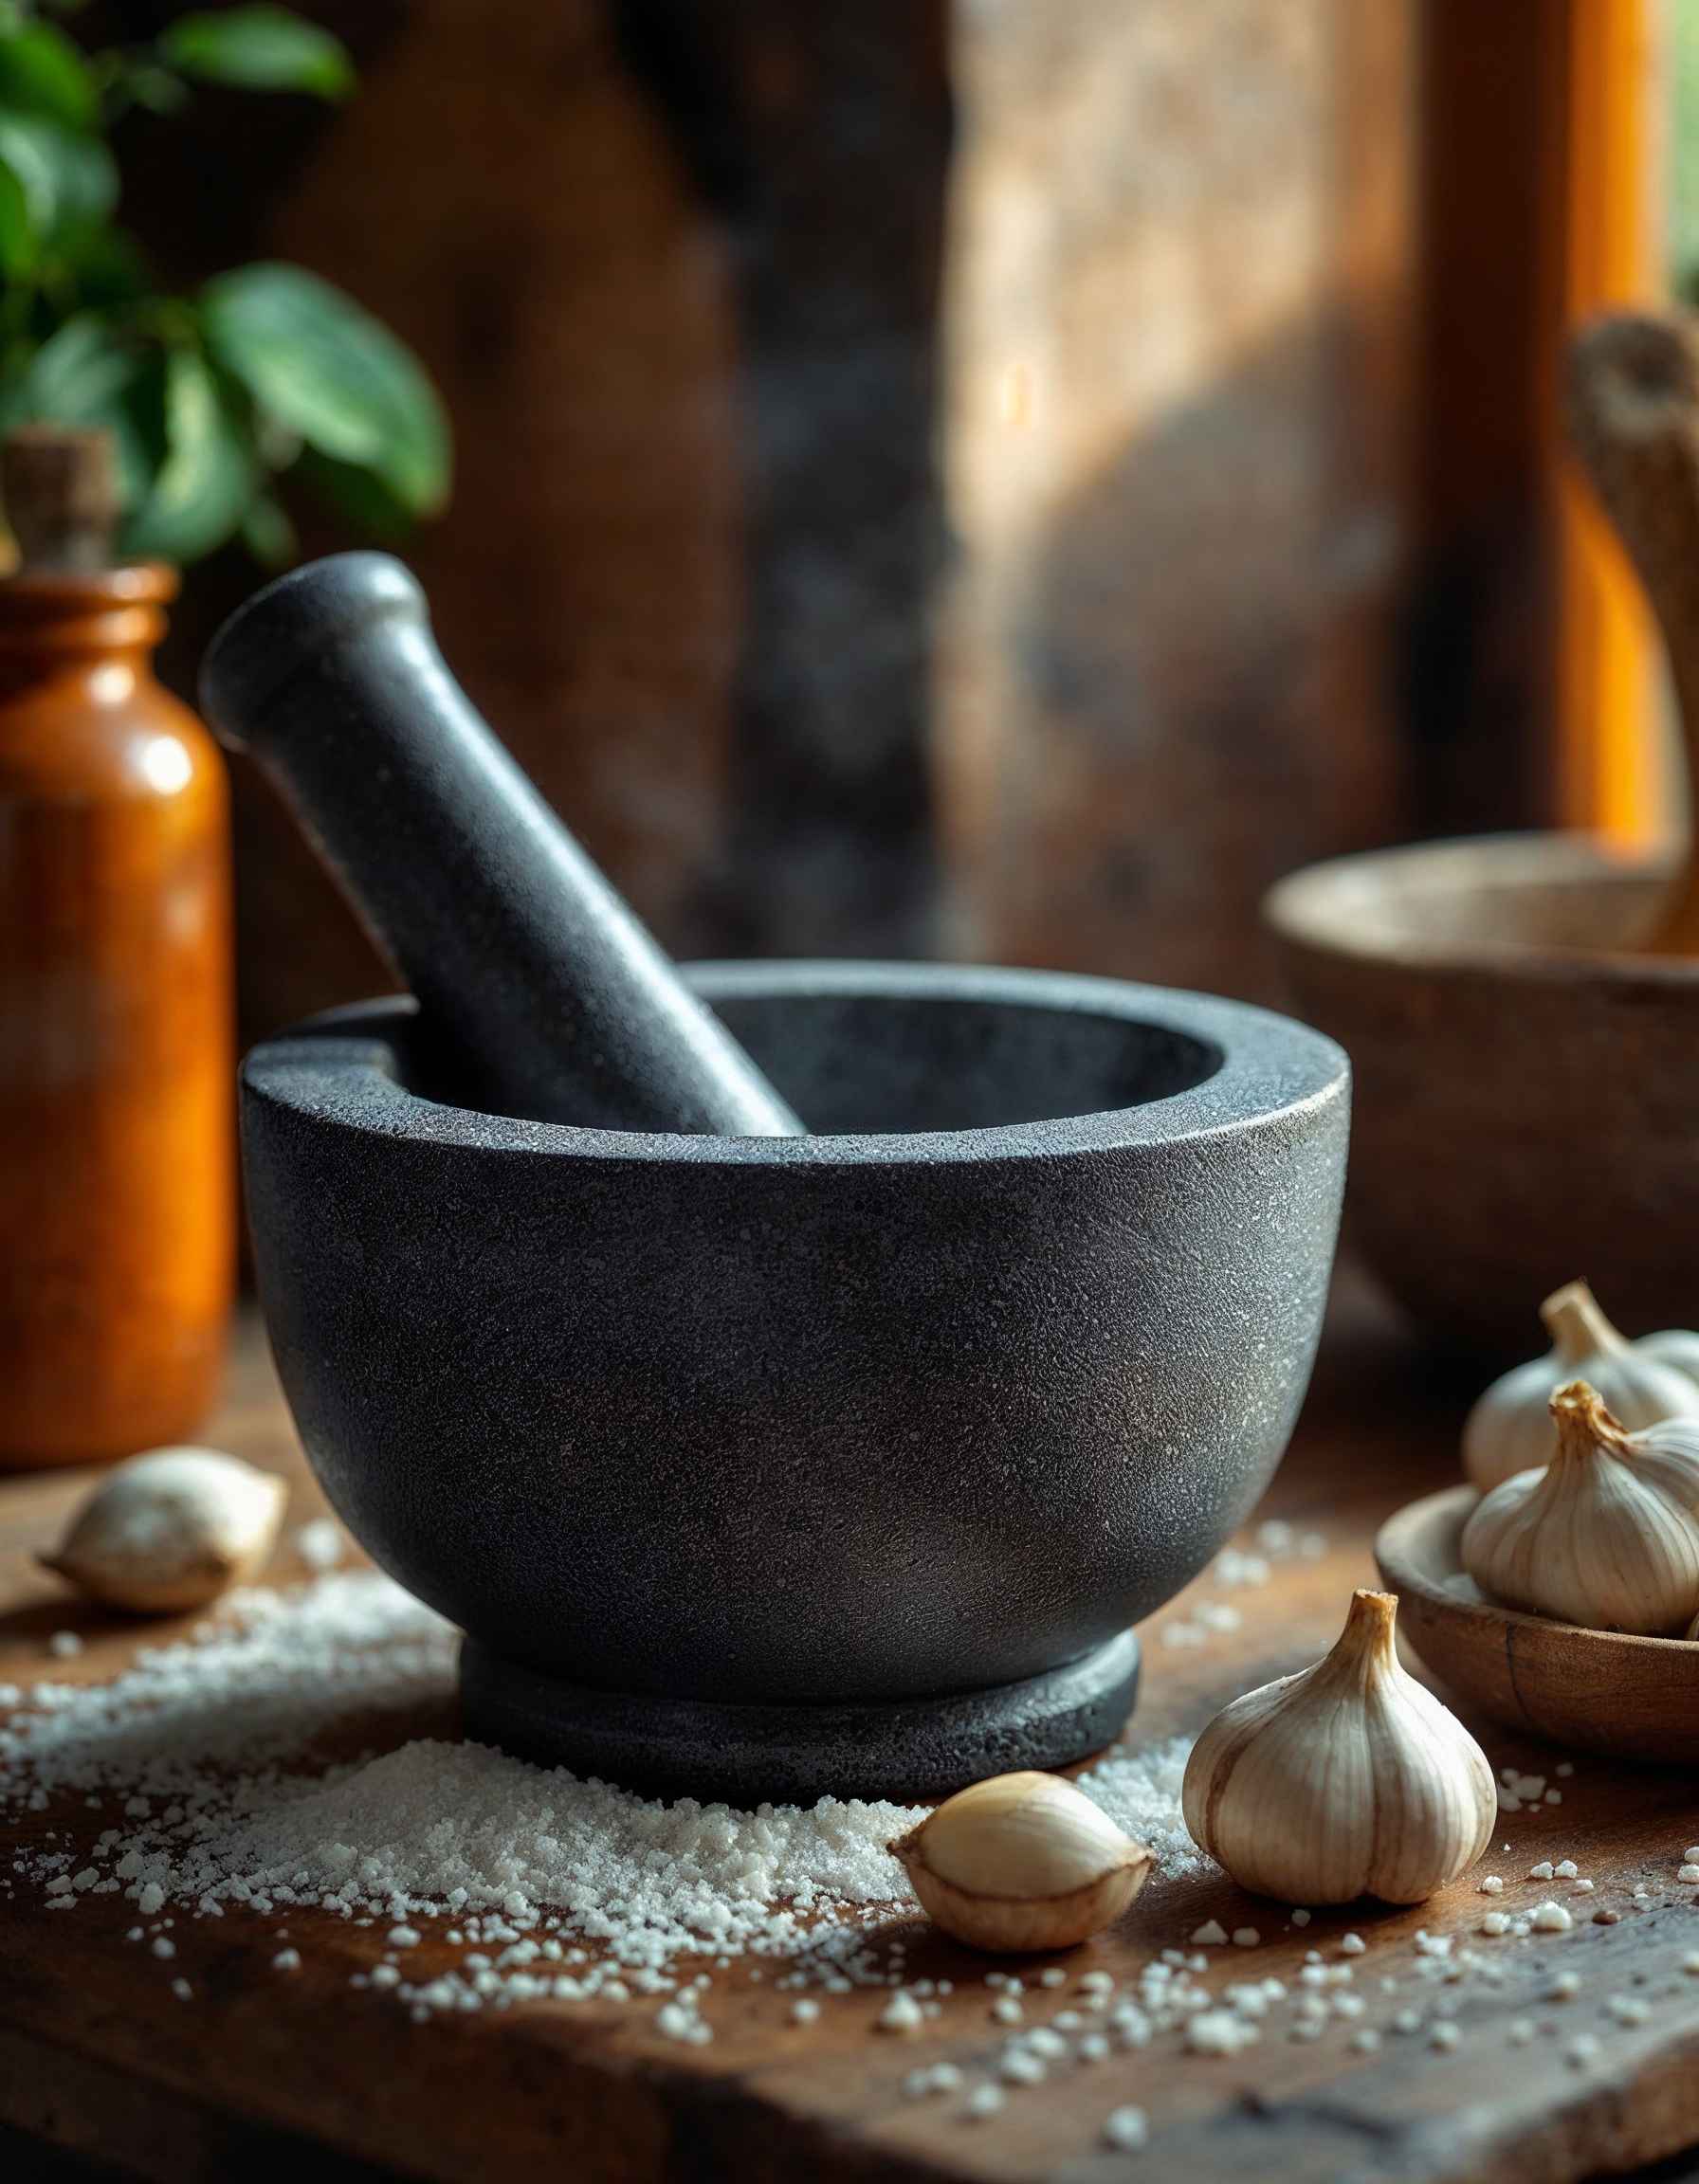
[1374,1483,1699,1766]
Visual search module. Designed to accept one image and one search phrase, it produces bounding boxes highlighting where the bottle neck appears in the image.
[0,563,174,697]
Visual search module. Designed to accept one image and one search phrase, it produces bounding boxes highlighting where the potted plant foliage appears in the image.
[0,1,449,564]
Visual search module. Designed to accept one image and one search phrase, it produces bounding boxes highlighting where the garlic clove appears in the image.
[39,1447,289,1614]
[1463,1381,1699,1635]
[1462,1280,1699,1492]
[1181,1589,1495,1905]
[890,1770,1154,1954]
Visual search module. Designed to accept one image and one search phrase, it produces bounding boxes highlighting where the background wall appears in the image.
[94,0,1569,1043]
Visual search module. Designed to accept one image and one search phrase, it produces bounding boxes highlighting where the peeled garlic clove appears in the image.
[40,1447,288,1613]
[891,1770,1154,1954]
[1182,1589,1495,1905]
[1463,1381,1699,1635]
[1463,1280,1699,1493]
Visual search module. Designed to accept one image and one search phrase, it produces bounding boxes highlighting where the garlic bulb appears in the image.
[890,1770,1153,1953]
[1462,1381,1699,1635]
[40,1447,288,1613]
[1462,1279,1699,1491]
[1181,1589,1495,1904]
[1639,1325,1699,1385]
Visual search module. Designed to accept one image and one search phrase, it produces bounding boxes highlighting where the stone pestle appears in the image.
[200,553,805,1137]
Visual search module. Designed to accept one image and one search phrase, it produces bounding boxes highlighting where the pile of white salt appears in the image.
[1,1570,1200,2025]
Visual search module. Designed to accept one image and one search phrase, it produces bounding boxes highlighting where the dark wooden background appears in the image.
[90,0,1579,1046]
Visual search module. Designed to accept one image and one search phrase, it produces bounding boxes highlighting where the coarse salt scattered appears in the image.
[1481,1913,1510,1937]
[1340,1933,1365,1956]
[965,2084,1005,2120]
[1548,1972,1580,2001]
[1231,1927,1260,1949]
[1290,1908,1311,1927]
[1430,2022,1460,2051]
[293,1519,345,1573]
[1565,2035,1600,2068]
[1480,1876,1505,1895]
[1103,2105,1149,2153]
[272,1947,301,1971]
[47,1632,82,1660]
[1532,1902,1574,1933]
[1187,2011,1258,2057]
[1,1569,1215,2032]
[790,1999,819,2025]
[879,1992,923,2034]
[1189,1920,1228,1947]
[1678,1865,1699,1885]
[1527,1861,1554,1881]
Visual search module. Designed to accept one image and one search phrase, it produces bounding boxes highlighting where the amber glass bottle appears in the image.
[0,429,233,1466]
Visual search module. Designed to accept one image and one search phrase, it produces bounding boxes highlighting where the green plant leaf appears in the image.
[294,443,414,541]
[59,220,149,309]
[0,313,150,504]
[121,346,253,562]
[0,152,34,278]
[0,111,115,240]
[159,8,353,100]
[200,263,448,515]
[238,488,294,565]
[0,23,98,129]
[2,312,130,422]
[121,62,189,116]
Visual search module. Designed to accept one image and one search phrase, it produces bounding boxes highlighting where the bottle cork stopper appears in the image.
[2,425,119,572]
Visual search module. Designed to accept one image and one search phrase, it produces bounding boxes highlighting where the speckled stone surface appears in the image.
[241,962,1349,1799]
[460,1630,1142,1805]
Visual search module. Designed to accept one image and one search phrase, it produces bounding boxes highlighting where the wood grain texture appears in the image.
[6,1276,1699,2183]
[1376,1483,1699,1765]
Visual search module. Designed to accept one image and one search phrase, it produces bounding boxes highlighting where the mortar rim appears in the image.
[240,960,1349,1170]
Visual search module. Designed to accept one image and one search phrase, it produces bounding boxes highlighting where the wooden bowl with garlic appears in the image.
[1268,310,1699,1356]
[1376,1481,1699,1768]
[1378,1347,1699,1765]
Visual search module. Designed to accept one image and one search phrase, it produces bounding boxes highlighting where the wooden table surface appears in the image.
[7,1273,1699,2184]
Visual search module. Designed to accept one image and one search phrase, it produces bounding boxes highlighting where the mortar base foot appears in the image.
[457,1629,1141,1806]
